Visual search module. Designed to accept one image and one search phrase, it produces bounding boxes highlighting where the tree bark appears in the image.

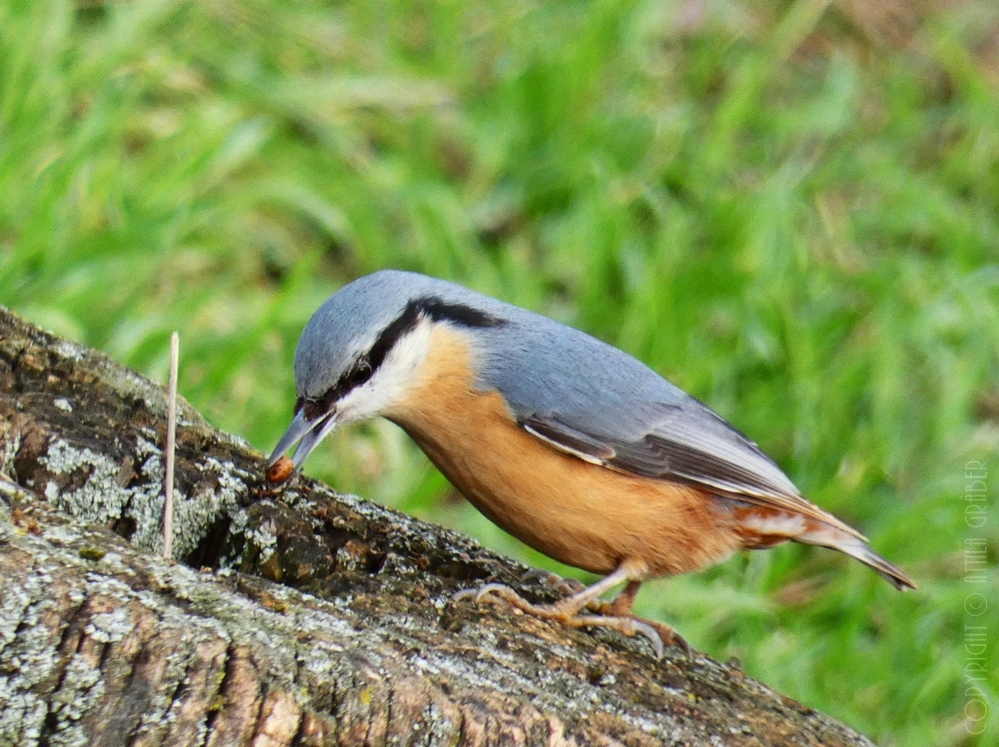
[0,305,875,747]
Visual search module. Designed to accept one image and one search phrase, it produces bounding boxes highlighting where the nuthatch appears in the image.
[270,270,915,655]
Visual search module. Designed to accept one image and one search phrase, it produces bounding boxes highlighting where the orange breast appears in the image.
[383,325,741,577]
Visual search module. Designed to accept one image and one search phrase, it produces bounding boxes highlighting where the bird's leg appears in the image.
[607,580,642,616]
[458,561,682,659]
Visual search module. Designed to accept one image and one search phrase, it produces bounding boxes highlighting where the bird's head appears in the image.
[268,270,505,470]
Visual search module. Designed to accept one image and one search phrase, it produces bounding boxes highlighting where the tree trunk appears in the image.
[0,305,875,747]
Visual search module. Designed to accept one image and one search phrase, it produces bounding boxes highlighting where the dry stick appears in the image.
[163,332,179,560]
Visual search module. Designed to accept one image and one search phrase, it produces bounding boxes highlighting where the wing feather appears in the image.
[518,412,864,541]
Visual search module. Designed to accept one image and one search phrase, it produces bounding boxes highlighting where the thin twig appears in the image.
[164,332,179,560]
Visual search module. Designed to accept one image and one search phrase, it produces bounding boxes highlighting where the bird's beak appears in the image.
[268,408,340,470]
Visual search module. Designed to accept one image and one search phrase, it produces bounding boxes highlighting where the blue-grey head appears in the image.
[268,270,507,469]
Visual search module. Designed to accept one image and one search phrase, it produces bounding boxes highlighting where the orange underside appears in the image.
[383,325,791,578]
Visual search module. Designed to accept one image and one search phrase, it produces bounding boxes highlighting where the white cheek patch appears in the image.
[335,318,434,424]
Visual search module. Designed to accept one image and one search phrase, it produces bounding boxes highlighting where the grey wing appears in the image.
[518,402,786,494]
[518,405,864,539]
[473,310,863,539]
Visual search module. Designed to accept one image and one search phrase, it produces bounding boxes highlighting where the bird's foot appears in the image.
[585,597,692,658]
[457,582,681,660]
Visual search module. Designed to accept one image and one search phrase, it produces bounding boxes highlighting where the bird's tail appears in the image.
[732,505,916,590]
[795,522,916,591]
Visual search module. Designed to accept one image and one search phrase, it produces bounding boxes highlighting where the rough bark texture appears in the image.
[0,305,876,747]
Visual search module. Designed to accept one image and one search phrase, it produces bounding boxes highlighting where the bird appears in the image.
[269,269,915,656]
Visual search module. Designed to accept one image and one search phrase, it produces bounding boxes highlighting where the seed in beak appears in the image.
[266,455,295,484]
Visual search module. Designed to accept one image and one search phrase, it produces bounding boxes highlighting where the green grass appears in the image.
[2,0,998,743]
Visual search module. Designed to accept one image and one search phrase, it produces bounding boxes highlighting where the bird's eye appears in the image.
[349,358,373,387]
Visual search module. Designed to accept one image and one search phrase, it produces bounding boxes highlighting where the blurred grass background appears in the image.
[2,0,998,743]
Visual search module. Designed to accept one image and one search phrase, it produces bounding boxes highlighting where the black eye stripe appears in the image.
[419,298,506,329]
[304,294,507,417]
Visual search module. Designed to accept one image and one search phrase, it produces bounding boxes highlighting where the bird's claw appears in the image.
[455,582,685,660]
[639,618,691,659]
[450,582,523,605]
[571,614,665,660]
[450,587,479,603]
